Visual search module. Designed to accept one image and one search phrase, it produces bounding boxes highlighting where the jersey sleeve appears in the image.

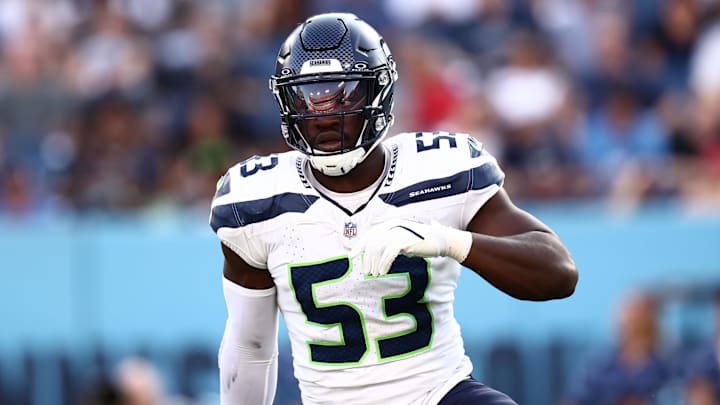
[381,132,504,227]
[459,134,505,228]
[209,166,269,270]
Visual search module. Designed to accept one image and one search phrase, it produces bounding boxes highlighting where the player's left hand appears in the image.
[348,219,472,277]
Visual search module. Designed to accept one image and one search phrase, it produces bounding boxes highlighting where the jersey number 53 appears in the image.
[289,256,433,366]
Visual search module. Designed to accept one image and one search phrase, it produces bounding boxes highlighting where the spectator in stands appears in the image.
[579,84,671,210]
[0,0,716,214]
[484,31,587,201]
[682,291,720,404]
[562,292,673,405]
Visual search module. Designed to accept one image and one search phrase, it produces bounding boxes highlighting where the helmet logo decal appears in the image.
[301,59,343,74]
[310,59,332,66]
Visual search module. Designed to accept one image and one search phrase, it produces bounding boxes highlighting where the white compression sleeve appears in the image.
[219,278,279,405]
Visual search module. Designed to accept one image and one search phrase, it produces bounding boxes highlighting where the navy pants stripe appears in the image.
[438,377,518,405]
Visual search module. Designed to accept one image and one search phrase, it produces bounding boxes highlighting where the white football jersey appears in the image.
[210,132,504,405]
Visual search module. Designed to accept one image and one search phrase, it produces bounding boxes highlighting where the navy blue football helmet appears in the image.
[269,13,398,176]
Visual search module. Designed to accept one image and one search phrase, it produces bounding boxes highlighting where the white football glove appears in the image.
[348,219,473,277]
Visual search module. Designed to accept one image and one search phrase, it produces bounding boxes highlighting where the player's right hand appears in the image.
[348,219,472,277]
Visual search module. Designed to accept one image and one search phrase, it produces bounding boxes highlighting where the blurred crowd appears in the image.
[561,288,720,405]
[1,0,720,216]
[77,286,720,405]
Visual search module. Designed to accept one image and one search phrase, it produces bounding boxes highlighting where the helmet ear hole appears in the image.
[374,115,387,132]
[377,71,390,86]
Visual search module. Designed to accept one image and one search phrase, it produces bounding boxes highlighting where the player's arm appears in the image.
[351,192,577,301]
[223,243,275,288]
[218,243,278,405]
[461,188,578,301]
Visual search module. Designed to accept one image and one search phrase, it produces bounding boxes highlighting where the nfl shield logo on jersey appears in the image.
[343,222,358,239]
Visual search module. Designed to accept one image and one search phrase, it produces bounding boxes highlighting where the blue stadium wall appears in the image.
[1,206,719,404]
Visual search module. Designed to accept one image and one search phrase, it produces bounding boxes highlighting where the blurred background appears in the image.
[0,0,719,404]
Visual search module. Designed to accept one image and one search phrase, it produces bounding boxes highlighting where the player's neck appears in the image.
[310,147,387,193]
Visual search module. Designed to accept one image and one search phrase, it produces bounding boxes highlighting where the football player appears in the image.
[210,12,578,405]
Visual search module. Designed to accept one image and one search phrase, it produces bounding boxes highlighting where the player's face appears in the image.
[288,80,368,153]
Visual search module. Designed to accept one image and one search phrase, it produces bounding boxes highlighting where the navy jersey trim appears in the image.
[469,162,504,190]
[211,193,319,231]
[378,163,503,207]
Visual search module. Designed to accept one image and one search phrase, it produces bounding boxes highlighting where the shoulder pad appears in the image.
[209,152,319,231]
[379,132,504,206]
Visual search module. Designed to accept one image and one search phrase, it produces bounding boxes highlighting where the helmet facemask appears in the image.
[272,71,395,176]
